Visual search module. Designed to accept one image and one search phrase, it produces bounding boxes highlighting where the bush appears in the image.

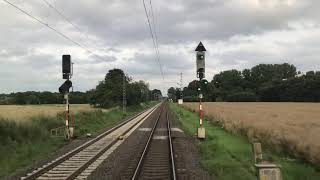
[0,116,63,146]
[183,96,199,102]
[225,91,258,102]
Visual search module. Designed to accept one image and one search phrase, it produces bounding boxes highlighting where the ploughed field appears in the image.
[0,104,99,121]
[183,102,320,165]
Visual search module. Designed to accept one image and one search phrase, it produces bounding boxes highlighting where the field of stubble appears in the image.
[0,104,98,121]
[183,102,320,165]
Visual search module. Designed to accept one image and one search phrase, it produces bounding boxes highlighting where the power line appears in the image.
[148,0,163,80]
[2,0,105,61]
[142,0,164,81]
[41,0,90,44]
[41,0,117,60]
[149,0,160,58]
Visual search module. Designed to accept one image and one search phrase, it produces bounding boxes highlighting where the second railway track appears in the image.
[21,103,161,180]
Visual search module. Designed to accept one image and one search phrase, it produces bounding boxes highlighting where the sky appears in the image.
[0,0,320,95]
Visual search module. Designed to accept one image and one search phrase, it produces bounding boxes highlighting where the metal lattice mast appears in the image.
[122,73,126,114]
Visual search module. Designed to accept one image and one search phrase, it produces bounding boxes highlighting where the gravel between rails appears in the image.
[136,105,171,179]
[87,105,161,180]
[87,103,213,180]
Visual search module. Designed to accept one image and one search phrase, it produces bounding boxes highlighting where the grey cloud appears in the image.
[89,54,117,64]
[0,0,320,94]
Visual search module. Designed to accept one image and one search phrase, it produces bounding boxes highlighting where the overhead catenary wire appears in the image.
[142,0,164,81]
[148,0,163,81]
[41,0,85,37]
[41,0,95,48]
[148,0,168,95]
[3,0,164,97]
[149,0,160,64]
[41,0,124,63]
[2,0,106,62]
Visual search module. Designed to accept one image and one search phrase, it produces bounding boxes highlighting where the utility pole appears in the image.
[195,42,206,139]
[180,72,183,100]
[122,73,126,115]
[178,72,183,104]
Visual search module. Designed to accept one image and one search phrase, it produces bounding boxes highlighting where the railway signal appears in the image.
[59,80,72,94]
[62,55,71,79]
[60,54,73,140]
[195,42,206,139]
[195,41,206,80]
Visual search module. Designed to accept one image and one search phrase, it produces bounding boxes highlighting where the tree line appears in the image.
[0,68,162,106]
[88,68,162,108]
[168,63,320,102]
[0,91,88,105]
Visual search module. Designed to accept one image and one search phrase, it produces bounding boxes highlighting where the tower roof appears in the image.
[195,41,206,51]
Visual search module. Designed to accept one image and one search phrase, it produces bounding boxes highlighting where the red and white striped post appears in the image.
[199,93,203,128]
[65,93,70,140]
[61,55,73,140]
[195,42,206,139]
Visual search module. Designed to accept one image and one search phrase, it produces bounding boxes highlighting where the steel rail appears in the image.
[131,104,176,180]
[22,104,159,180]
[167,112,177,180]
[131,105,164,180]
[65,106,157,180]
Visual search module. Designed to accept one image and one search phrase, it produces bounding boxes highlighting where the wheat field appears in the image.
[0,104,98,122]
[183,102,320,165]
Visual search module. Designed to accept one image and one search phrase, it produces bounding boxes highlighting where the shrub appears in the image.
[183,96,199,102]
[0,116,63,145]
[225,91,258,102]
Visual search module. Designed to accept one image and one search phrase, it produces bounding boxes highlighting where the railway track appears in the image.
[131,105,177,180]
[21,103,160,180]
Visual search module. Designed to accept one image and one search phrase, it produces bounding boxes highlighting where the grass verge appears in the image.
[73,102,157,136]
[0,101,157,178]
[169,103,320,180]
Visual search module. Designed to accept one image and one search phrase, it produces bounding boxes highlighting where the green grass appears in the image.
[0,116,65,178]
[169,103,320,180]
[0,101,157,178]
[73,102,157,136]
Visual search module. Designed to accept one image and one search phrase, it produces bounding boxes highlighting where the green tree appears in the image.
[89,68,151,108]
[151,89,162,100]
[90,69,126,108]
[178,63,306,102]
[167,87,176,101]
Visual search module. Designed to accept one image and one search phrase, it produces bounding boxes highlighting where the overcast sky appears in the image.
[0,0,319,94]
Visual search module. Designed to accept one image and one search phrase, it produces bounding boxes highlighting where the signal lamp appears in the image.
[62,55,71,79]
[59,80,72,94]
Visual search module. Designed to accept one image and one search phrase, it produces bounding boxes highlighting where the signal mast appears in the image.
[195,42,206,139]
[59,55,73,140]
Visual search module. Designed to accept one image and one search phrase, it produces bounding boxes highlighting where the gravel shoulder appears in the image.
[169,109,212,180]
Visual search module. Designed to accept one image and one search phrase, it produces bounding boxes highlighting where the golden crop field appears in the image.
[183,102,320,165]
[0,104,99,122]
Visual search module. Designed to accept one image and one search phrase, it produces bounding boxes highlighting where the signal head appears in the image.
[59,80,72,94]
[62,55,71,79]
